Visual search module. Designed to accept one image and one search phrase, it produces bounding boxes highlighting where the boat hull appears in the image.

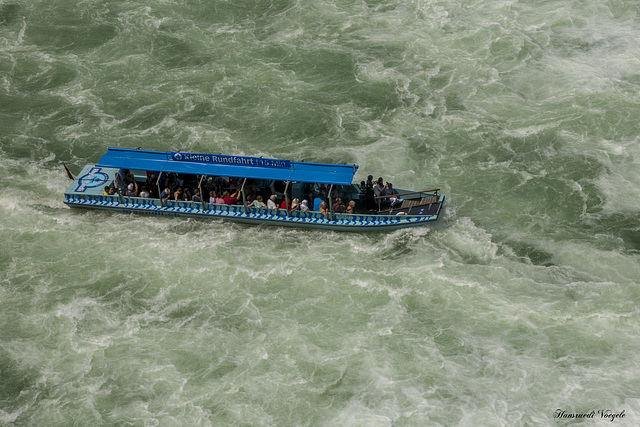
[64,195,443,232]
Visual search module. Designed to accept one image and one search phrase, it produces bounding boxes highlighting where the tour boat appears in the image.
[63,148,445,231]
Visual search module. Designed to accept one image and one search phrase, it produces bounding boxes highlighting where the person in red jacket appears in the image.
[223,190,240,205]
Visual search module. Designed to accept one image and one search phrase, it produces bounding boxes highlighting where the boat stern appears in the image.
[64,165,118,205]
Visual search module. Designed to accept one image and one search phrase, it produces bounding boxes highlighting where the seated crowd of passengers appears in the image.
[105,169,399,215]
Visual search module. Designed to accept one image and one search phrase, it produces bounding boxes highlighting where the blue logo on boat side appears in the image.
[170,152,291,169]
[75,167,109,192]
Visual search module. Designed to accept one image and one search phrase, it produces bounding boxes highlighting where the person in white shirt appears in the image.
[250,195,266,208]
[267,195,277,209]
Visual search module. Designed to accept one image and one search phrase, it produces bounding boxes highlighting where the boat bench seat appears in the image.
[400,197,439,209]
[420,197,439,204]
[400,199,418,208]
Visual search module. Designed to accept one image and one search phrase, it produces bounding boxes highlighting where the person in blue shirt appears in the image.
[313,193,324,211]
[160,188,172,203]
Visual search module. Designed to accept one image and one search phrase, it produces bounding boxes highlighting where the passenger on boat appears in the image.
[301,183,313,205]
[215,176,225,193]
[251,195,266,208]
[332,197,346,213]
[192,189,201,203]
[223,190,240,205]
[126,182,138,197]
[104,186,113,196]
[215,191,225,205]
[291,198,300,211]
[267,195,278,210]
[256,179,270,201]
[157,172,168,189]
[174,187,184,201]
[209,190,216,204]
[182,187,192,202]
[300,200,310,212]
[280,197,290,210]
[319,202,329,217]
[318,183,327,198]
[139,187,150,198]
[329,186,338,203]
[365,175,375,210]
[161,188,172,203]
[347,200,356,214]
[385,182,399,207]
[313,193,324,211]
[374,177,387,210]
[358,180,366,204]
[374,177,385,198]
[244,179,258,200]
[229,177,239,192]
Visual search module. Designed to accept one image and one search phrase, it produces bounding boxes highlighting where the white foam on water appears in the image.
[594,137,640,213]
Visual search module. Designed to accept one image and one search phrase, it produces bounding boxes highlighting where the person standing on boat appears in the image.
[374,177,385,197]
[374,177,385,210]
[365,176,376,210]
[358,181,366,208]
[229,177,239,192]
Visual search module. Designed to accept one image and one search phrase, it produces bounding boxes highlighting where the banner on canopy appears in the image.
[170,152,292,169]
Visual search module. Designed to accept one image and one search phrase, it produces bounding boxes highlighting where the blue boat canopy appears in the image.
[96,148,359,185]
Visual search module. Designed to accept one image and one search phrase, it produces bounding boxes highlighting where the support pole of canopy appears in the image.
[156,172,164,207]
[240,178,248,214]
[114,169,125,204]
[198,174,205,211]
[283,181,291,216]
[328,184,334,221]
